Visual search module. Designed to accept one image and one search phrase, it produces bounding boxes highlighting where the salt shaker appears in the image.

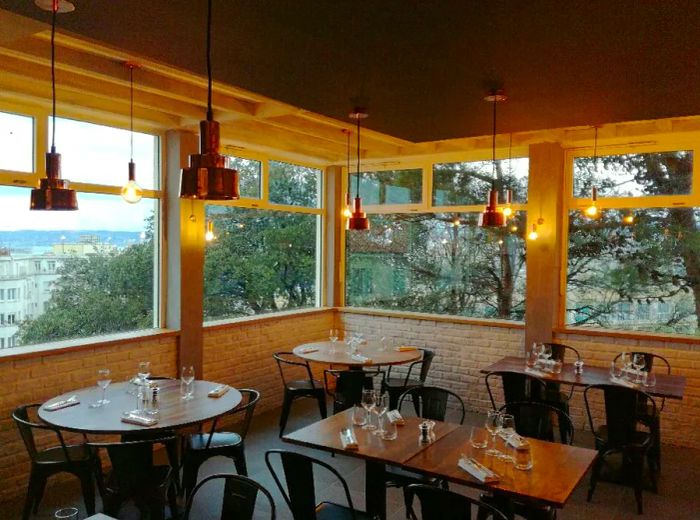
[419,422,431,443]
[574,360,584,375]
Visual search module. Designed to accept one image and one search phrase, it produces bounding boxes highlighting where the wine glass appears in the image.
[632,353,646,384]
[329,329,338,354]
[361,389,376,430]
[485,410,502,456]
[619,352,630,379]
[372,392,389,436]
[138,361,151,384]
[181,366,195,400]
[499,414,516,461]
[90,368,111,407]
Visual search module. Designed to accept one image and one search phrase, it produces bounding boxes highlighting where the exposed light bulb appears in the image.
[205,220,215,242]
[510,225,518,233]
[584,186,599,218]
[623,213,634,225]
[121,179,143,204]
[342,207,352,218]
[528,224,539,241]
[452,217,460,227]
[502,206,513,218]
[497,239,504,245]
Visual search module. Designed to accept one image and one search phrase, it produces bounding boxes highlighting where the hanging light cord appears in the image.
[346,129,351,194]
[129,66,134,162]
[206,0,213,121]
[593,126,599,166]
[356,114,361,196]
[50,0,57,153]
[491,95,497,187]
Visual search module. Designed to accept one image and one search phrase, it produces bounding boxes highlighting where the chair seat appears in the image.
[316,501,373,520]
[384,377,421,389]
[595,426,652,449]
[188,432,243,451]
[287,379,323,392]
[35,444,93,464]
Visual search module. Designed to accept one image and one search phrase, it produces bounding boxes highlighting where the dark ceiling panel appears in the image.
[4,0,700,142]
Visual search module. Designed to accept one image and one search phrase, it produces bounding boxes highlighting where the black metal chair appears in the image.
[484,370,547,410]
[381,348,435,410]
[324,369,379,414]
[390,387,466,519]
[90,435,178,520]
[265,449,372,520]
[613,351,670,471]
[13,404,101,520]
[584,384,658,514]
[498,400,574,445]
[273,352,327,436]
[183,473,276,520]
[406,484,508,520]
[182,388,260,500]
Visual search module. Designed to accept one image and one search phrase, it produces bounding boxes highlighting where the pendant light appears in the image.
[121,62,143,204]
[204,220,215,242]
[502,133,514,219]
[30,0,78,211]
[347,106,370,231]
[478,90,507,227]
[584,127,601,219]
[342,129,352,219]
[180,0,239,200]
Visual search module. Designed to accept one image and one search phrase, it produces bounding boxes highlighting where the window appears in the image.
[565,149,700,334]
[227,156,262,199]
[350,168,422,205]
[7,288,17,301]
[346,212,527,320]
[0,338,4,349]
[8,335,16,348]
[0,314,4,325]
[0,111,33,173]
[7,314,16,325]
[48,261,56,271]
[269,160,322,208]
[0,289,3,301]
[203,206,320,321]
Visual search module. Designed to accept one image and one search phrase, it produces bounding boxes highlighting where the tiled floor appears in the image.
[15,399,700,519]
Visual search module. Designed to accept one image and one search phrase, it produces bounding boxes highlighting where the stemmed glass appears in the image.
[361,389,377,430]
[541,344,552,370]
[181,366,195,400]
[499,414,516,461]
[372,392,389,436]
[329,329,339,354]
[485,410,502,456]
[90,368,111,408]
[619,352,630,379]
[632,354,646,384]
[138,361,151,385]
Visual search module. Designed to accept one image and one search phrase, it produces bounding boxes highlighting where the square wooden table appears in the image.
[283,410,597,519]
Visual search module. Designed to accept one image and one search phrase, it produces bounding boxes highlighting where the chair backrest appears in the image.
[584,384,657,449]
[324,370,367,413]
[417,348,436,382]
[398,386,466,424]
[265,449,358,520]
[498,401,574,445]
[485,371,547,409]
[273,352,316,389]
[406,484,508,520]
[205,389,260,449]
[12,403,71,463]
[544,342,581,363]
[613,351,670,410]
[184,473,276,520]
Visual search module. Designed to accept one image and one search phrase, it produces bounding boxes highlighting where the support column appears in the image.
[325,165,343,308]
[165,130,204,377]
[525,142,565,348]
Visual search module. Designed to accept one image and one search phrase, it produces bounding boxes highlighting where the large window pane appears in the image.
[349,168,422,205]
[51,117,159,189]
[433,158,529,206]
[573,151,692,198]
[567,207,700,334]
[204,207,319,321]
[269,160,321,207]
[346,213,526,320]
[0,112,33,173]
[228,156,261,199]
[0,187,157,349]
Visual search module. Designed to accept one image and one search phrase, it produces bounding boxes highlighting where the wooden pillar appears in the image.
[325,165,343,309]
[165,130,204,377]
[525,142,565,348]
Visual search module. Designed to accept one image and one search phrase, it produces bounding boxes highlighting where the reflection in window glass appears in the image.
[269,160,321,207]
[433,158,529,206]
[346,212,526,320]
[0,112,33,173]
[573,151,692,198]
[349,168,422,205]
[0,186,157,348]
[203,206,319,321]
[567,208,700,334]
[51,117,159,189]
[227,156,261,199]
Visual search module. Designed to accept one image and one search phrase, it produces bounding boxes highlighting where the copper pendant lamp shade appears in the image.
[478,90,507,228]
[180,0,239,200]
[31,0,77,211]
[347,106,370,231]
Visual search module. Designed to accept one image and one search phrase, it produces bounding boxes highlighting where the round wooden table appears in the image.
[293,341,422,368]
[39,379,242,434]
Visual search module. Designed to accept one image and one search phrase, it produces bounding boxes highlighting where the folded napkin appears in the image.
[386,409,405,425]
[499,432,525,448]
[44,396,79,411]
[208,385,230,398]
[458,457,500,483]
[394,345,418,352]
[300,347,319,354]
[610,376,638,388]
[524,367,547,377]
[121,412,158,427]
[340,428,358,450]
[350,354,372,364]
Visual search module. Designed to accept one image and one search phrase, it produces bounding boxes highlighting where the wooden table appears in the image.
[293,341,422,368]
[39,380,242,434]
[283,409,596,519]
[481,356,686,400]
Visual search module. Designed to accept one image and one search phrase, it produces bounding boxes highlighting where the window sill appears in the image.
[0,328,180,362]
[337,307,525,329]
[554,326,700,345]
[203,307,334,332]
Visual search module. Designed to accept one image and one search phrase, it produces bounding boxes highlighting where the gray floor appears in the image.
[15,399,700,520]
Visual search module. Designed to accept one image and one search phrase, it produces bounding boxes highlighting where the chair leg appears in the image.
[182,455,202,501]
[78,469,96,516]
[633,453,644,514]
[401,486,416,520]
[233,449,248,477]
[168,481,179,520]
[587,455,603,502]
[32,474,48,514]
[23,470,41,520]
[166,437,182,495]
[316,392,328,419]
[279,392,294,437]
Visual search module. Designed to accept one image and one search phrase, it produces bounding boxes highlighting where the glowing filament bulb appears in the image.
[502,189,513,218]
[205,220,215,242]
[623,213,634,225]
[584,186,600,218]
[528,224,539,241]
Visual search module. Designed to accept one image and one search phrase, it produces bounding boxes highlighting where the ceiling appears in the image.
[3,0,700,143]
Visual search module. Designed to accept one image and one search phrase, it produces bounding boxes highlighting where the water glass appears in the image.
[514,440,533,470]
[632,353,646,383]
[361,389,376,430]
[551,359,563,374]
[610,360,622,379]
[181,365,195,400]
[469,426,489,448]
[329,329,338,353]
[138,361,151,383]
[525,349,538,369]
[372,392,389,436]
[381,415,398,440]
[644,371,657,387]
[55,508,78,520]
[90,368,111,408]
[499,414,516,461]
[352,404,366,426]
